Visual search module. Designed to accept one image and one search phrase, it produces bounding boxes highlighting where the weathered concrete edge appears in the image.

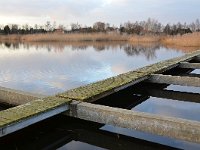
[0,97,72,137]
[149,74,200,87]
[0,103,68,137]
[66,101,200,144]
[179,62,200,69]
[135,50,200,74]
[0,86,46,106]
[56,50,200,101]
[57,72,150,101]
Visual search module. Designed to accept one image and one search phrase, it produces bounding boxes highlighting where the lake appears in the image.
[0,41,200,149]
[0,42,186,96]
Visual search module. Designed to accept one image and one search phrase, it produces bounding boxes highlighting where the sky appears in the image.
[0,0,200,27]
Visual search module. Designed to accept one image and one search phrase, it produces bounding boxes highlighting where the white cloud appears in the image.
[0,0,199,26]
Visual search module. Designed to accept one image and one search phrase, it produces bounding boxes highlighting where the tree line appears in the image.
[0,18,200,35]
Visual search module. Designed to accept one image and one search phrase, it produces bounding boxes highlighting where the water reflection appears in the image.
[0,42,184,95]
[191,69,200,74]
[134,97,200,121]
[123,43,161,60]
[102,125,200,150]
[0,115,177,150]
[1,42,162,59]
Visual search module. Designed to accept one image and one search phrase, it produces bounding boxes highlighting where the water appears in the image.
[133,84,200,121]
[0,42,184,95]
[134,96,200,121]
[0,115,177,150]
[0,42,200,149]
[58,141,105,150]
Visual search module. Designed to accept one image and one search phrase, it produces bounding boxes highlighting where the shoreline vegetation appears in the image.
[0,32,200,47]
[1,18,200,47]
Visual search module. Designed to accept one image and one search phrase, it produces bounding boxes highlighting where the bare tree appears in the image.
[183,22,187,29]
[164,24,171,35]
[195,19,200,31]
[34,24,38,30]
[177,22,182,29]
[11,24,18,34]
[93,22,106,31]
[39,25,43,30]
[53,21,57,30]
[45,21,51,31]
[70,22,81,31]
[4,25,10,35]
[25,24,29,30]
[189,22,196,32]
[58,24,65,30]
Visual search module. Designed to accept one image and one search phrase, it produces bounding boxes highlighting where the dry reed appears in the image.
[22,33,129,42]
[1,32,200,48]
[162,32,200,47]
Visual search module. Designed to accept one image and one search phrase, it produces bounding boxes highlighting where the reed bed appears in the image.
[0,34,21,41]
[162,32,200,47]
[21,33,129,42]
[1,33,200,48]
[0,33,160,43]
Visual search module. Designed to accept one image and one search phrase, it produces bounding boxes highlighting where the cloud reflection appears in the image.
[0,42,184,95]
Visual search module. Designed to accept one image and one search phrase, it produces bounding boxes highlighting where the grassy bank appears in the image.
[1,32,200,47]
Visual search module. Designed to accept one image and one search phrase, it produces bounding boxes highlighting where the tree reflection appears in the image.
[123,43,160,60]
[4,42,11,48]
[1,41,197,60]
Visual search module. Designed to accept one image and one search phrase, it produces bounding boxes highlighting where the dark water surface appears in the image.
[0,42,200,150]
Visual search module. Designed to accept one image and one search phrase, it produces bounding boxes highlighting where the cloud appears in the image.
[0,0,199,25]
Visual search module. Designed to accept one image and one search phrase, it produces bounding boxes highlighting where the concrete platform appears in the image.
[0,50,200,143]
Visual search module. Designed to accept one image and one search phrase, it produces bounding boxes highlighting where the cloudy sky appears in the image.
[0,0,199,27]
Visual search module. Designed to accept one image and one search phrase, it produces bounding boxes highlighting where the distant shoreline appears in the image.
[0,32,200,47]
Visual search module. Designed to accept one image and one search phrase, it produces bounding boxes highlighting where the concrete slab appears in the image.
[67,102,200,144]
[149,74,200,87]
[0,97,72,137]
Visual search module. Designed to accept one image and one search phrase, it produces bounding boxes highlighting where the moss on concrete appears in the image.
[0,96,72,128]
[57,71,150,101]
[136,50,200,74]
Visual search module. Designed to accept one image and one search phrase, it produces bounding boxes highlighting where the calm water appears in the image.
[1,42,200,149]
[134,84,200,121]
[0,42,184,95]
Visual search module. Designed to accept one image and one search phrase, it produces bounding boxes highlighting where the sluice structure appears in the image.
[1,50,200,145]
